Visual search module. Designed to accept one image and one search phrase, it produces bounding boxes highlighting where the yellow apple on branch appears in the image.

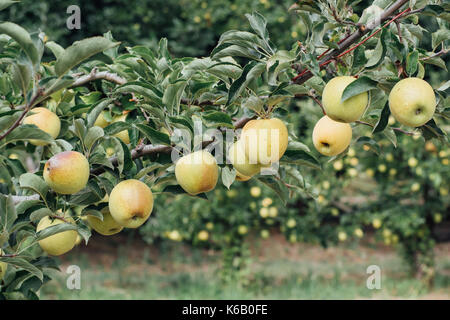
[175,150,219,195]
[241,118,288,166]
[109,179,154,228]
[43,151,90,194]
[312,116,352,156]
[87,207,124,236]
[322,76,368,123]
[23,107,61,146]
[389,77,436,127]
[37,216,78,256]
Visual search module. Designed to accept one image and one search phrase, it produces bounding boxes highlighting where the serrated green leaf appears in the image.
[55,37,119,76]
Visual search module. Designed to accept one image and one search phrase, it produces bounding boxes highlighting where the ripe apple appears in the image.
[43,151,90,194]
[37,216,78,256]
[109,179,153,228]
[175,150,219,195]
[87,207,123,236]
[23,107,61,146]
[228,140,261,177]
[112,114,130,144]
[312,116,352,156]
[322,76,368,123]
[0,249,7,280]
[241,118,288,165]
[94,111,110,128]
[389,77,436,127]
[235,171,251,181]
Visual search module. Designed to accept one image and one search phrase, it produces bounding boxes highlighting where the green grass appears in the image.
[39,240,450,300]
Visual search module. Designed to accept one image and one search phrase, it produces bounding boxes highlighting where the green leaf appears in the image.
[245,12,270,45]
[162,80,187,115]
[431,29,450,49]
[115,82,163,107]
[221,167,236,189]
[55,37,119,76]
[423,56,447,71]
[383,128,397,147]
[280,149,321,170]
[134,123,171,145]
[104,121,130,136]
[11,60,32,96]
[0,257,43,281]
[0,194,17,232]
[256,176,287,205]
[19,173,48,200]
[35,222,77,241]
[211,43,261,60]
[161,185,208,199]
[45,41,65,59]
[29,208,53,223]
[341,76,378,102]
[0,22,39,66]
[86,98,113,127]
[0,0,18,11]
[406,50,419,76]
[242,96,264,114]
[202,111,234,128]
[135,163,167,179]
[226,61,265,106]
[365,29,387,68]
[84,126,104,153]
[372,103,390,134]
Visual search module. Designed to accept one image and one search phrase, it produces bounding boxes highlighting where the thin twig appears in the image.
[0,89,44,141]
[292,0,411,84]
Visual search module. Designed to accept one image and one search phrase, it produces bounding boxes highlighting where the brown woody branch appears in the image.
[0,89,44,142]
[292,0,411,85]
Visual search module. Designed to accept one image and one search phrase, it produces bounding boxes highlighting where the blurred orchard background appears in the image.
[1,0,449,299]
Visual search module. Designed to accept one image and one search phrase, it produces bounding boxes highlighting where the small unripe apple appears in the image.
[37,216,78,256]
[175,150,219,195]
[228,140,261,177]
[0,249,7,280]
[112,114,130,144]
[94,111,110,128]
[389,78,436,127]
[241,118,288,165]
[322,76,368,123]
[312,116,352,156]
[87,207,124,236]
[23,107,61,146]
[43,151,90,194]
[109,179,153,228]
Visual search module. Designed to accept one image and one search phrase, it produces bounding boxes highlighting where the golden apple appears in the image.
[175,150,219,195]
[241,118,288,165]
[23,107,61,146]
[322,76,368,123]
[389,77,436,127]
[312,116,352,156]
[74,234,82,246]
[235,171,251,181]
[109,179,153,228]
[0,249,7,280]
[112,114,130,144]
[43,151,90,194]
[37,216,78,256]
[228,140,261,177]
[94,111,110,128]
[87,207,123,236]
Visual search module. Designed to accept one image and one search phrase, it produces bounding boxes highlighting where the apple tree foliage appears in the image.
[0,0,449,298]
